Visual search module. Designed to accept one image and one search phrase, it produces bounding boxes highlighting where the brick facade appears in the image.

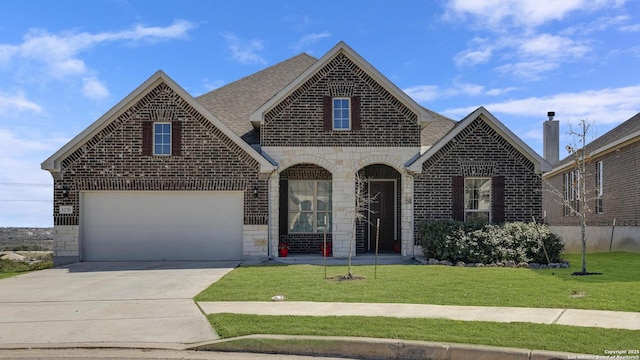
[544,140,640,227]
[262,53,420,147]
[51,82,269,263]
[543,139,640,252]
[413,116,543,244]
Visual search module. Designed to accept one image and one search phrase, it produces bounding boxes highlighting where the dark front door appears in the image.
[369,181,396,253]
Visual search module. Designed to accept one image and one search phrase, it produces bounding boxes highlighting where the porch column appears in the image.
[401,172,415,257]
[331,172,356,258]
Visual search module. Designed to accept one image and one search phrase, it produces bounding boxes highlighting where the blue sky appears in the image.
[1,0,639,227]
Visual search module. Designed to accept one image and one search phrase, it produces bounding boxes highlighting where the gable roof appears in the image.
[407,106,552,174]
[41,70,277,176]
[249,41,436,128]
[420,109,456,147]
[544,111,640,177]
[196,53,317,144]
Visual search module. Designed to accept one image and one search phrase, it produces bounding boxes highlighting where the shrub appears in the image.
[420,220,564,264]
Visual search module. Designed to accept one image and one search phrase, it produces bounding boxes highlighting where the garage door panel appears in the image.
[81,192,243,261]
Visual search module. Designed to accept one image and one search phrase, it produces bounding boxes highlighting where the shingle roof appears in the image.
[420,109,456,146]
[195,49,453,147]
[196,53,318,144]
[555,112,640,166]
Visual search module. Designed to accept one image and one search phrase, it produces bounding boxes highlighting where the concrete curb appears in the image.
[191,334,591,360]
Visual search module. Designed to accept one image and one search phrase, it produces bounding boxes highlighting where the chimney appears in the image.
[543,111,559,166]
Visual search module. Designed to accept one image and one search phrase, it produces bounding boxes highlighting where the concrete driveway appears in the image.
[0,261,238,349]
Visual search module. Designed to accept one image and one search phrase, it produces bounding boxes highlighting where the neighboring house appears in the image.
[42,41,551,265]
[543,112,640,252]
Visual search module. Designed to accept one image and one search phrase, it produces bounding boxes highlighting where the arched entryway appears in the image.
[279,163,332,255]
[356,164,401,254]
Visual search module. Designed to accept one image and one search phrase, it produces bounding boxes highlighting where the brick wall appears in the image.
[543,140,640,226]
[53,82,268,228]
[413,116,543,244]
[262,53,420,147]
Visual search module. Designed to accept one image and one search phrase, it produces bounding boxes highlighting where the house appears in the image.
[42,41,551,265]
[542,112,640,252]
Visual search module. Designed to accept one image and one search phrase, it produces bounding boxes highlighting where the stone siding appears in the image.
[266,146,417,258]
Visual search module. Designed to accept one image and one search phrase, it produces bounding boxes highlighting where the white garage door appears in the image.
[81,191,243,261]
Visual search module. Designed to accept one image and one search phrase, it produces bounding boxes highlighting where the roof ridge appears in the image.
[196,53,317,99]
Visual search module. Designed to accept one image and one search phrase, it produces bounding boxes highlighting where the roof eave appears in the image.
[407,107,551,174]
[249,41,433,127]
[543,129,640,178]
[42,70,276,176]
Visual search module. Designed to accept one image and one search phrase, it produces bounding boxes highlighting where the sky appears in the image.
[1,0,639,227]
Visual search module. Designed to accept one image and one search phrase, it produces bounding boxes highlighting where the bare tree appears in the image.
[545,119,599,275]
[346,172,378,278]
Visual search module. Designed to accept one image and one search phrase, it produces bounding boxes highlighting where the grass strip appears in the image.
[196,252,640,312]
[208,313,638,356]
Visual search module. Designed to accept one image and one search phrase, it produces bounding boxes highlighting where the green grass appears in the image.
[0,258,53,279]
[196,252,640,312]
[208,314,637,355]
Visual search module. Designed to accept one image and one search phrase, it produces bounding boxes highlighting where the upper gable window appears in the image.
[154,123,171,155]
[323,96,360,132]
[333,98,351,130]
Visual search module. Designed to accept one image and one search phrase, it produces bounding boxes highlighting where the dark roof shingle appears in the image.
[196,53,318,144]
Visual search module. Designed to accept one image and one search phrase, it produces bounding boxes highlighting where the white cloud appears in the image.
[443,85,640,125]
[200,78,225,93]
[403,85,439,102]
[0,90,42,113]
[291,32,331,51]
[495,60,559,81]
[620,23,640,32]
[82,77,110,100]
[516,34,591,59]
[221,32,266,65]
[444,0,623,30]
[0,20,195,85]
[404,82,517,102]
[562,15,631,35]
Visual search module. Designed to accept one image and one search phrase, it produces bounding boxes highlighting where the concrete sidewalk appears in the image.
[198,301,640,330]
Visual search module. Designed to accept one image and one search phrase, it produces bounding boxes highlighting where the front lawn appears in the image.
[198,252,639,355]
[196,252,640,312]
[208,314,637,356]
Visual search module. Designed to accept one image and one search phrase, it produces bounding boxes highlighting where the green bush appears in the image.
[0,258,53,273]
[420,220,564,264]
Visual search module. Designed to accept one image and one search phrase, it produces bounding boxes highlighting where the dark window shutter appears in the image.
[279,179,288,236]
[351,96,361,131]
[323,96,332,131]
[142,121,152,156]
[452,176,464,221]
[492,176,505,223]
[171,121,182,156]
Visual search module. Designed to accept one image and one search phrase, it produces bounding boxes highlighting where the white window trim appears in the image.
[332,97,351,131]
[463,177,492,222]
[153,122,171,156]
[288,180,332,234]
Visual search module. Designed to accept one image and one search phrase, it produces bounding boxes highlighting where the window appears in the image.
[563,173,570,216]
[464,178,491,222]
[288,181,332,233]
[596,160,603,214]
[333,98,350,130]
[154,123,171,155]
[323,96,360,131]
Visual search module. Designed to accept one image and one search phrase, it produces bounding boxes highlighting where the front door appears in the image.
[369,181,396,253]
